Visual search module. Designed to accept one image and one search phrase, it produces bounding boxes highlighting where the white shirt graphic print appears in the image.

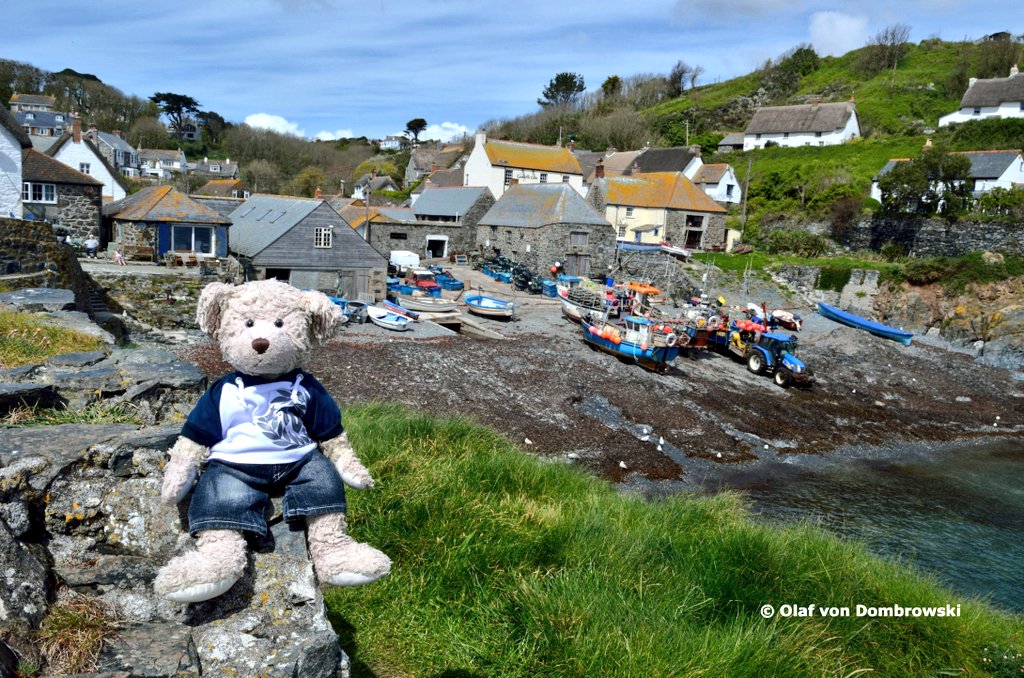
[209,377,317,465]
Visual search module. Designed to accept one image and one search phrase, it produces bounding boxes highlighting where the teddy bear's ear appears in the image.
[302,290,343,346]
[196,282,235,337]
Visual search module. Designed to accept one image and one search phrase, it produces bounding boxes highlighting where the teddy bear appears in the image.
[154,279,391,603]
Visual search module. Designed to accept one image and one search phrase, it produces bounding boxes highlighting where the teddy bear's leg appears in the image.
[154,529,248,603]
[306,512,391,587]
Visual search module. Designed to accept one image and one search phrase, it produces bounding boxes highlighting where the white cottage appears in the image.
[0,107,32,217]
[938,65,1024,127]
[463,132,584,199]
[743,101,860,151]
[48,118,128,202]
[870,149,1024,202]
[692,163,742,204]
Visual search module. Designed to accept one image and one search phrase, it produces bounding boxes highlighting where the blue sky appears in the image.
[4,0,1019,141]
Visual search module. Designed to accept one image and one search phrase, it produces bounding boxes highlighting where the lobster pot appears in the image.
[541,280,557,298]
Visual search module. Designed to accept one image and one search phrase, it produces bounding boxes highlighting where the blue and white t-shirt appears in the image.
[182,369,343,465]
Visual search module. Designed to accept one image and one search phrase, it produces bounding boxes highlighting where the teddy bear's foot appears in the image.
[307,513,391,587]
[154,529,247,603]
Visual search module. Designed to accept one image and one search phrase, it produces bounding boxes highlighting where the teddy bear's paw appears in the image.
[313,540,392,588]
[154,529,247,602]
[163,577,239,603]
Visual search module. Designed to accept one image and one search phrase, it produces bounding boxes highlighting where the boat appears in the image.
[464,294,515,318]
[771,309,802,332]
[560,289,609,323]
[381,299,419,320]
[365,305,411,331]
[817,302,913,345]
[580,315,683,372]
[659,241,691,260]
[392,293,459,313]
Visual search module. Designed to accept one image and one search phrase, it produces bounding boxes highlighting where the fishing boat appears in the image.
[464,294,515,318]
[366,305,411,331]
[580,315,682,372]
[560,288,609,323]
[381,299,419,321]
[392,293,459,313]
[659,241,691,260]
[771,309,802,331]
[818,302,913,345]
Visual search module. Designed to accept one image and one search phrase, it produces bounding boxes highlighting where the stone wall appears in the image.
[24,184,102,241]
[476,221,617,276]
[840,215,1024,257]
[0,217,91,307]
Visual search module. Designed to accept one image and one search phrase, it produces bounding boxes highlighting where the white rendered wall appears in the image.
[0,128,23,218]
[54,141,126,201]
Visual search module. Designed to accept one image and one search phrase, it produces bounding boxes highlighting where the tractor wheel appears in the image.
[774,369,792,388]
[747,352,765,375]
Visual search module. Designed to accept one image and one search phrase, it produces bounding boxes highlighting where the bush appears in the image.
[880,241,906,262]
[817,265,854,292]
[763,229,832,257]
[904,256,951,284]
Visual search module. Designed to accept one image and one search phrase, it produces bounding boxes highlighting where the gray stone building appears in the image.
[21,148,103,240]
[229,194,388,299]
[476,183,614,277]
[369,186,494,259]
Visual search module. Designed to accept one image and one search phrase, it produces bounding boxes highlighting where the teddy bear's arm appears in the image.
[161,436,209,504]
[321,432,374,490]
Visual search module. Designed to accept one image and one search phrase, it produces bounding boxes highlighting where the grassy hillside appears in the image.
[326,404,1023,677]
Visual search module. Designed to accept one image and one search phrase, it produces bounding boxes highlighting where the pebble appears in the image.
[524,437,533,445]
[566,453,579,460]
[618,461,627,469]
[716,452,722,459]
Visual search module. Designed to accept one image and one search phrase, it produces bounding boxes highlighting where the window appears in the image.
[22,182,56,203]
[562,175,569,183]
[210,164,221,172]
[55,114,63,122]
[314,226,333,248]
[172,225,213,254]
[539,173,547,183]
[25,113,34,120]
[756,133,761,140]
[504,168,513,186]
[625,206,634,217]
[726,184,734,197]
[79,163,91,175]
[617,226,627,238]
[973,107,981,115]
[783,132,789,139]
[815,131,822,137]
[390,232,408,240]
[569,231,589,247]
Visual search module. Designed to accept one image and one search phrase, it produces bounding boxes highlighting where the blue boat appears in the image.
[464,294,515,318]
[381,299,419,320]
[580,316,682,372]
[817,302,913,345]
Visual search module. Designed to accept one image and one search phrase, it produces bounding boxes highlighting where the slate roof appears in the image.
[28,135,59,152]
[374,207,416,222]
[48,134,130,194]
[227,194,328,256]
[409,145,464,172]
[422,167,464,189]
[0,107,31,148]
[478,184,608,228]
[22,149,102,186]
[139,149,184,163]
[14,110,69,130]
[191,195,245,219]
[483,139,581,174]
[745,102,856,135]
[960,73,1024,107]
[571,149,605,183]
[104,185,231,223]
[195,179,245,197]
[9,94,56,107]
[693,164,730,184]
[413,186,490,218]
[628,147,700,174]
[873,149,1024,181]
[93,130,136,154]
[596,173,727,213]
[717,132,745,149]
[355,174,399,191]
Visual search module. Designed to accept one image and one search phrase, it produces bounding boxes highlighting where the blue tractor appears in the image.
[718,324,814,388]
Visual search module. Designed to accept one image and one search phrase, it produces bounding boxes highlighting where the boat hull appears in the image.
[580,320,681,370]
[560,296,607,323]
[393,294,458,313]
[464,294,515,318]
[366,306,410,331]
[818,302,913,345]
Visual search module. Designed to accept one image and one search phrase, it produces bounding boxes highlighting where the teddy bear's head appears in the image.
[196,280,343,376]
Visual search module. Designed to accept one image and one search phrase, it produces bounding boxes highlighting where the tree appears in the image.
[283,165,326,197]
[858,23,911,86]
[878,146,972,216]
[242,159,281,194]
[688,64,705,90]
[127,116,170,149]
[600,75,622,100]
[151,92,200,139]
[197,111,227,145]
[668,60,692,97]
[404,118,427,143]
[538,72,585,108]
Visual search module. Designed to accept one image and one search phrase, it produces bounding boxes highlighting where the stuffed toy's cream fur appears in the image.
[154,280,390,603]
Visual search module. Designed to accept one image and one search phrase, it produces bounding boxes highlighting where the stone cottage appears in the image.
[368,186,494,259]
[21,148,103,239]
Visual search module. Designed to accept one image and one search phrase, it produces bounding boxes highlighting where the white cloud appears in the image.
[314,128,355,141]
[809,11,869,57]
[244,113,305,137]
[424,121,472,142]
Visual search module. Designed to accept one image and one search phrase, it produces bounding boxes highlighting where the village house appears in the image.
[85,126,140,178]
[463,132,584,199]
[9,93,57,113]
[103,185,230,261]
[743,101,860,151]
[870,149,1024,202]
[21,149,103,239]
[194,157,240,180]
[587,171,731,251]
[367,186,494,259]
[409,165,465,205]
[691,163,742,204]
[195,178,249,199]
[716,132,745,153]
[10,94,69,138]
[476,183,614,277]
[171,120,201,142]
[48,117,128,202]
[1,106,33,218]
[938,65,1024,126]
[352,171,400,201]
[580,146,741,205]
[228,194,387,299]
[379,135,406,151]
[404,143,465,186]
[139,148,187,180]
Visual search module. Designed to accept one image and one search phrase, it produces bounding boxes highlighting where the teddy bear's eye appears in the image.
[274,319,284,328]
[245,319,254,328]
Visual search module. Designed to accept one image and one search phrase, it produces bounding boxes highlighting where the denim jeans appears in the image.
[187,451,346,536]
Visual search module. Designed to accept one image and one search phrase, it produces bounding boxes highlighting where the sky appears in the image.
[4,1,1020,142]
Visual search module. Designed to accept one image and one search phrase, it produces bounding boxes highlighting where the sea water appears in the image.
[702,438,1024,612]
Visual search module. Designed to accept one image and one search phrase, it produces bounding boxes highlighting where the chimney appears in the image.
[112,129,121,138]
[72,115,81,143]
[1011,64,1020,77]
[204,156,208,163]
[595,162,605,179]
[969,77,978,88]
[430,163,440,173]
[924,138,933,150]
[567,141,576,152]
[315,186,322,198]
[370,168,377,178]
[475,131,486,148]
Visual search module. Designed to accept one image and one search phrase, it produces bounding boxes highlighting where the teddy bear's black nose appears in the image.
[252,338,270,354]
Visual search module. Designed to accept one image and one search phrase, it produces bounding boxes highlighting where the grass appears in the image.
[326,404,1023,677]
[37,594,119,674]
[0,310,105,369]
[1,402,142,427]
